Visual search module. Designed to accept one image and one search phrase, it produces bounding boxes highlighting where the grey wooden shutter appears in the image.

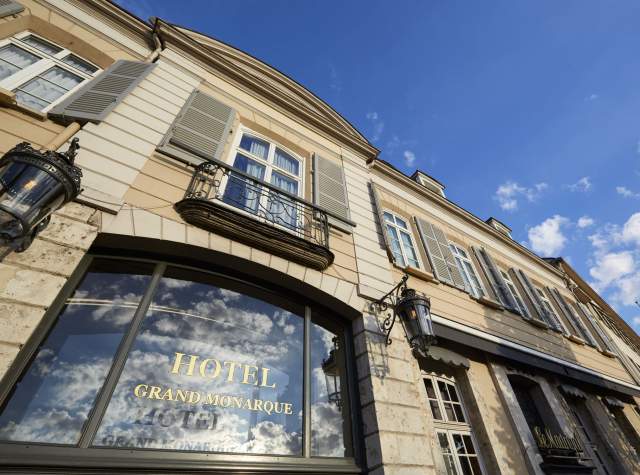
[158,90,235,165]
[513,269,555,327]
[550,288,598,347]
[313,154,351,232]
[582,303,616,355]
[473,247,517,311]
[50,60,156,123]
[0,0,23,17]
[415,218,466,290]
[370,183,396,264]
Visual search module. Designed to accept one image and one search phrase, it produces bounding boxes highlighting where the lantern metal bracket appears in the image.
[370,273,409,346]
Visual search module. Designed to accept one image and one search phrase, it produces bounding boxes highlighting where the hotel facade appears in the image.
[0,1,638,474]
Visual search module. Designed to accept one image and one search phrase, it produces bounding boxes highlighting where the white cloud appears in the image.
[365,111,384,142]
[527,215,569,256]
[565,176,592,192]
[633,316,640,328]
[616,186,640,198]
[577,216,594,228]
[621,212,640,246]
[328,64,342,94]
[495,181,548,212]
[589,251,635,290]
[403,150,416,167]
[584,93,599,101]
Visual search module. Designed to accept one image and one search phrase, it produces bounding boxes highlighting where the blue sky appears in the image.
[117,0,640,330]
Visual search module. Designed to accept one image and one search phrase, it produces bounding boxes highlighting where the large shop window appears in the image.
[0,257,355,469]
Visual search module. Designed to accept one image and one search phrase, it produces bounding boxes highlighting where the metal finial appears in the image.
[64,138,80,164]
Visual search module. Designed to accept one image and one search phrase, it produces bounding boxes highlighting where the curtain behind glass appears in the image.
[0,45,40,81]
[239,135,269,160]
[274,148,299,176]
[223,153,266,214]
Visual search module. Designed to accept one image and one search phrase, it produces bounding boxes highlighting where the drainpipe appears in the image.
[146,17,163,63]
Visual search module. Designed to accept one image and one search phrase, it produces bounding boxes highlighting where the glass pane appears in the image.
[395,216,408,229]
[310,319,348,457]
[444,455,460,475]
[444,403,456,422]
[94,267,305,455]
[454,404,466,423]
[0,259,153,444]
[448,383,460,402]
[438,380,450,401]
[15,67,82,110]
[438,432,451,452]
[21,35,62,55]
[266,173,298,230]
[273,148,299,176]
[459,456,474,475]
[383,211,395,223]
[469,457,482,475]
[430,400,443,421]
[239,135,269,160]
[270,171,298,195]
[399,231,419,267]
[463,435,476,454]
[424,378,436,399]
[223,153,266,214]
[0,44,40,80]
[386,225,406,267]
[62,53,97,74]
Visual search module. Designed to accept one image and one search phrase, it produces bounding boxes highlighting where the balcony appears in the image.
[175,159,335,270]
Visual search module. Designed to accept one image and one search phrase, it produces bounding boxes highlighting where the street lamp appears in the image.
[0,139,82,252]
[321,336,342,409]
[371,273,436,356]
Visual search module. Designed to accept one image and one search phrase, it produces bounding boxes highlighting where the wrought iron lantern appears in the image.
[321,336,342,409]
[0,139,82,252]
[372,273,436,357]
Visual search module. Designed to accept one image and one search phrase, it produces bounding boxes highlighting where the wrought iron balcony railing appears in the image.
[175,156,342,270]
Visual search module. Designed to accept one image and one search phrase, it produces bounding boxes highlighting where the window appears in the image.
[450,244,484,298]
[500,269,529,317]
[0,32,99,112]
[535,288,561,328]
[423,374,484,475]
[383,211,420,268]
[0,257,355,468]
[222,130,303,231]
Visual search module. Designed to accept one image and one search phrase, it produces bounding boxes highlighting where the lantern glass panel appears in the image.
[0,161,65,236]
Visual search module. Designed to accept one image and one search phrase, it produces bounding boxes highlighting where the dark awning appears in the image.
[559,384,587,399]
[603,396,625,408]
[426,346,470,369]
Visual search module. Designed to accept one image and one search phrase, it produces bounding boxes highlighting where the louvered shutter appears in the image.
[550,288,598,347]
[50,60,156,123]
[513,269,552,325]
[415,218,466,290]
[0,0,23,17]
[582,303,617,355]
[575,302,611,352]
[371,184,396,264]
[313,154,351,232]
[473,247,517,311]
[158,90,235,165]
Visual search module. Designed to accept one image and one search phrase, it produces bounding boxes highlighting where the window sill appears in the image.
[529,318,549,330]
[599,349,617,358]
[0,88,48,121]
[471,294,504,310]
[566,334,586,345]
[395,263,439,283]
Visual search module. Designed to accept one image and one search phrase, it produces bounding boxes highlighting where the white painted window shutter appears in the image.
[473,247,518,312]
[158,90,235,165]
[415,218,466,291]
[50,60,156,123]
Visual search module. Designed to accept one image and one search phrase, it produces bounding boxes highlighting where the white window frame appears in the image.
[423,373,485,475]
[220,127,305,232]
[450,244,485,298]
[500,268,529,317]
[382,210,422,268]
[0,31,100,112]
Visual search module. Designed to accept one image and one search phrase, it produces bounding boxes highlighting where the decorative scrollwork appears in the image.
[182,160,330,249]
[370,273,409,346]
